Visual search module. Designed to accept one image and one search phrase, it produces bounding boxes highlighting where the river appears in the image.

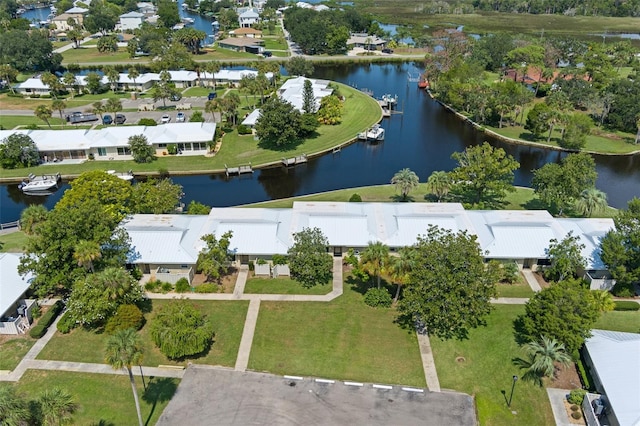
[1,64,639,223]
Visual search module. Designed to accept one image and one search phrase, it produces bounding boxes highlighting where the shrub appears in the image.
[158,167,170,178]
[195,283,217,293]
[501,262,520,283]
[571,412,582,420]
[161,281,173,293]
[256,258,267,265]
[612,281,635,298]
[272,254,288,265]
[613,301,640,311]
[248,262,255,271]
[343,248,358,267]
[105,304,144,334]
[364,287,392,308]
[31,304,41,319]
[38,300,64,328]
[237,124,252,135]
[129,267,143,281]
[138,118,157,126]
[144,280,159,292]
[29,324,47,338]
[570,405,580,412]
[56,312,77,334]
[167,143,178,155]
[175,278,191,293]
[349,193,362,202]
[576,358,592,390]
[568,389,587,405]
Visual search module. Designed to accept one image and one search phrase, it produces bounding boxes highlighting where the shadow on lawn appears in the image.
[143,377,178,426]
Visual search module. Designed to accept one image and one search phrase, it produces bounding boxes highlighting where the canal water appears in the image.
[1,64,639,223]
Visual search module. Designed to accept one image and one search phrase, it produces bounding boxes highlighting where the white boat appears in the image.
[107,170,134,181]
[365,124,385,141]
[182,17,194,24]
[18,178,58,192]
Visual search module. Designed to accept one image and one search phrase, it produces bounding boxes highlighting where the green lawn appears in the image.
[244,276,332,295]
[430,305,555,426]
[0,115,65,129]
[262,38,288,50]
[270,50,290,57]
[15,370,178,425]
[182,86,224,97]
[37,299,249,368]
[495,282,535,298]
[594,310,640,333]
[61,46,136,64]
[0,231,28,252]
[0,337,34,370]
[249,278,425,387]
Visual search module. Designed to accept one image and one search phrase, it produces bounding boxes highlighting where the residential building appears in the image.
[346,33,388,50]
[277,76,334,112]
[51,12,85,31]
[217,37,264,53]
[0,253,36,335]
[238,8,260,27]
[229,27,263,38]
[118,11,145,31]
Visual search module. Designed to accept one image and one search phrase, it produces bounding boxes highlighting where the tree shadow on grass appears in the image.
[143,377,179,426]
[522,197,548,210]
[346,275,371,295]
[390,194,416,202]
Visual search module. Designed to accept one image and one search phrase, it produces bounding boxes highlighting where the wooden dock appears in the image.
[225,163,253,176]
[281,154,307,167]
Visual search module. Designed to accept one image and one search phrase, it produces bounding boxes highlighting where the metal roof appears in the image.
[585,330,640,426]
[0,253,33,317]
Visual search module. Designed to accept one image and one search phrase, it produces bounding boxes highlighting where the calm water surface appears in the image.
[1,63,639,222]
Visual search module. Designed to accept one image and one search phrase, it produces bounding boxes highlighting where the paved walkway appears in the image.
[416,331,441,392]
[546,388,573,426]
[233,265,249,299]
[491,297,529,304]
[234,299,260,372]
[522,269,542,292]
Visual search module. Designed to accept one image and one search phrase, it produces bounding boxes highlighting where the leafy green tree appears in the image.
[34,104,53,128]
[399,226,497,340]
[186,200,211,214]
[600,198,640,296]
[390,168,419,200]
[204,98,221,122]
[150,299,214,359]
[0,64,18,94]
[0,384,31,426]
[449,142,519,208]
[255,97,302,147]
[425,171,451,202]
[174,27,207,54]
[85,72,103,94]
[518,336,571,384]
[20,205,48,235]
[288,227,333,288]
[544,231,586,282]
[0,29,62,71]
[360,241,390,289]
[561,113,592,150]
[38,387,76,426]
[97,35,118,53]
[285,57,314,77]
[103,66,120,92]
[0,133,40,169]
[197,231,233,282]
[387,247,416,302]
[84,0,119,34]
[525,103,554,139]
[189,110,204,122]
[149,70,178,108]
[220,91,240,125]
[302,78,316,114]
[106,98,123,124]
[574,188,608,217]
[157,0,180,28]
[128,134,155,163]
[105,329,144,426]
[317,95,342,125]
[515,279,600,354]
[130,178,183,214]
[73,240,102,273]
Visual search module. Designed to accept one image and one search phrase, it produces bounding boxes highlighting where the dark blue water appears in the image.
[19,6,53,25]
[1,63,639,222]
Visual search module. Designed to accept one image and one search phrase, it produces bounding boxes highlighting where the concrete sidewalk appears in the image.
[522,269,542,292]
[417,331,441,392]
[234,299,260,372]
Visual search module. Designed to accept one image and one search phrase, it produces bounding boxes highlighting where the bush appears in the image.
[570,405,580,412]
[613,301,640,311]
[567,389,587,405]
[29,324,47,338]
[175,278,191,293]
[501,262,520,283]
[129,267,143,281]
[571,411,582,420]
[256,258,267,265]
[272,254,288,265]
[349,193,362,202]
[161,281,173,293]
[237,124,252,135]
[56,312,77,334]
[364,287,392,308]
[167,143,178,155]
[195,283,217,293]
[144,280,159,292]
[88,153,95,160]
[138,118,157,126]
[31,304,41,319]
[105,304,144,334]
[611,281,635,298]
[39,300,64,328]
[576,358,592,390]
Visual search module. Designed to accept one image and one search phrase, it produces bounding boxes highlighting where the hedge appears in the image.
[39,300,64,329]
[29,324,47,338]
[614,301,640,311]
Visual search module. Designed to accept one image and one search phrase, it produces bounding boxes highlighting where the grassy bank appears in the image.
[0,231,28,252]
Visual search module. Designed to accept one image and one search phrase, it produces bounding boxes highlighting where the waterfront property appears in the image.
[0,253,36,335]
[0,122,216,162]
[122,202,614,281]
[346,33,388,51]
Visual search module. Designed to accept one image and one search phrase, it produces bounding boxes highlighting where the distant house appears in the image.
[13,78,52,96]
[229,27,263,38]
[64,6,89,15]
[0,253,36,335]
[277,76,334,112]
[583,330,640,426]
[346,33,387,50]
[51,12,85,31]
[119,11,145,31]
[217,37,264,54]
[238,8,260,28]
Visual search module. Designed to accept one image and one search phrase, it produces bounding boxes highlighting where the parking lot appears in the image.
[157,367,476,426]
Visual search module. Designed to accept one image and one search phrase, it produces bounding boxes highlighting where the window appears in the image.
[157,143,167,148]
[117,147,131,155]
[193,142,207,150]
[97,147,107,156]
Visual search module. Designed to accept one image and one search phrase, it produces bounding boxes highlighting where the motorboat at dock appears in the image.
[107,170,134,181]
[358,124,385,141]
[18,172,61,193]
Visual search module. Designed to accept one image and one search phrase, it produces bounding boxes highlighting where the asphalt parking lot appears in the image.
[157,367,476,426]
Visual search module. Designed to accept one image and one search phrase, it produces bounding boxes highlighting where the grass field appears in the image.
[594,310,640,333]
[61,46,135,64]
[249,278,426,387]
[495,281,535,298]
[0,115,66,129]
[244,276,332,294]
[0,337,34,370]
[37,299,248,368]
[15,370,178,425]
[262,38,288,50]
[430,305,555,426]
[0,231,28,252]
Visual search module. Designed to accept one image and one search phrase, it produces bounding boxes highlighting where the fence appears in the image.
[0,220,20,231]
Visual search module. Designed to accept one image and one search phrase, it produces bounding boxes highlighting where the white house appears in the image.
[13,78,52,96]
[238,8,260,27]
[119,11,145,31]
[277,76,334,112]
[0,253,36,335]
[346,33,388,50]
[583,330,640,426]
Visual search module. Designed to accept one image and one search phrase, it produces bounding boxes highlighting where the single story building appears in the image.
[123,202,614,275]
[346,33,388,50]
[13,78,52,96]
[118,11,145,31]
[0,122,216,162]
[217,37,265,53]
[583,330,640,426]
[0,253,36,335]
[229,27,262,38]
[278,76,334,112]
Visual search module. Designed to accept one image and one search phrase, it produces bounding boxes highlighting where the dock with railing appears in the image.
[281,154,307,167]
[225,163,253,176]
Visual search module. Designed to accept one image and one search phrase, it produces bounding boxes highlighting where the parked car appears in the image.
[161,114,171,124]
[102,114,113,125]
[115,113,126,124]
[170,93,182,101]
[262,51,273,58]
[176,112,186,122]
[208,92,217,100]
[382,48,394,54]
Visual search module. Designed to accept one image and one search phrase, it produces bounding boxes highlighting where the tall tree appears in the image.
[127,67,140,90]
[387,247,416,302]
[204,61,221,88]
[20,205,48,235]
[128,134,155,163]
[130,178,184,214]
[73,240,102,273]
[360,241,390,289]
[103,66,120,93]
[34,104,53,128]
[38,387,77,426]
[449,142,519,208]
[288,227,333,288]
[425,171,451,202]
[285,57,314,77]
[105,98,123,124]
[51,99,67,126]
[544,231,586,282]
[0,64,18,94]
[104,329,144,426]
[196,231,233,282]
[399,226,497,340]
[301,79,316,114]
[0,133,40,169]
[390,168,420,201]
[255,97,302,146]
[574,188,608,217]
[204,98,221,123]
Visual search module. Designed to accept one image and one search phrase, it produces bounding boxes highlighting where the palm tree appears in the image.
[105,329,144,426]
[574,188,608,217]
[360,241,390,289]
[73,240,101,273]
[222,91,241,125]
[52,99,67,127]
[92,101,106,121]
[522,336,571,380]
[103,66,120,93]
[38,387,76,426]
[425,171,451,202]
[20,204,48,235]
[0,384,31,426]
[391,168,419,201]
[105,98,123,125]
[62,72,78,98]
[98,267,136,300]
[205,61,221,88]
[205,98,221,122]
[35,104,53,128]
[590,290,615,313]
[387,247,416,302]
